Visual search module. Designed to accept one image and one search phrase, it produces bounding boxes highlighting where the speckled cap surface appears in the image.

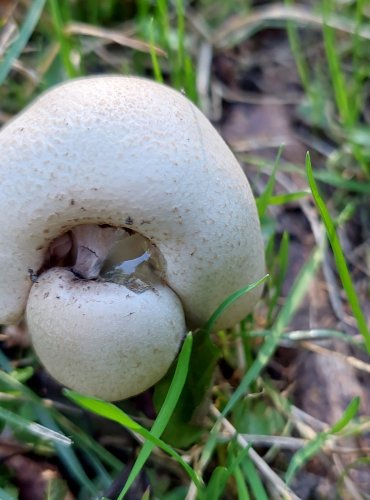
[0,76,265,328]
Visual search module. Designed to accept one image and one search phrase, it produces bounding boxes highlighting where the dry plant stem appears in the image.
[301,341,370,374]
[185,459,206,500]
[281,405,368,455]
[213,4,370,48]
[11,60,39,83]
[65,22,166,56]
[185,9,211,41]
[331,445,370,455]
[268,388,326,441]
[196,42,212,116]
[291,406,328,435]
[240,434,306,450]
[332,453,363,500]
[216,82,300,107]
[248,427,370,455]
[209,405,300,500]
[262,416,295,463]
[0,18,17,58]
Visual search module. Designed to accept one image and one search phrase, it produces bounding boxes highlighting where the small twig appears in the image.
[290,406,328,435]
[196,42,212,116]
[214,82,301,106]
[241,434,306,450]
[65,21,166,56]
[301,341,370,374]
[209,405,301,500]
[184,446,206,500]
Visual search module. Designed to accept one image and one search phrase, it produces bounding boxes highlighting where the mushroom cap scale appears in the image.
[0,76,264,329]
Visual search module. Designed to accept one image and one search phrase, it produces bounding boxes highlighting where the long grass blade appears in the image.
[0,406,71,445]
[65,390,202,489]
[0,0,46,85]
[221,244,324,418]
[256,146,283,219]
[204,275,269,334]
[198,244,323,483]
[0,371,98,494]
[286,397,360,483]
[48,0,78,77]
[242,456,269,500]
[306,152,370,352]
[118,333,193,498]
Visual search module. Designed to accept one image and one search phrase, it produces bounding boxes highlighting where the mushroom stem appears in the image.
[71,225,126,279]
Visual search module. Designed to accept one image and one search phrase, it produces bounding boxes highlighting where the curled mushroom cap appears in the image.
[0,76,264,400]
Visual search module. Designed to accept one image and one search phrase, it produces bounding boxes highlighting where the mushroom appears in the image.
[0,76,264,401]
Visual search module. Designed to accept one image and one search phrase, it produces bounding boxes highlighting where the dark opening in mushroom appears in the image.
[41,224,166,289]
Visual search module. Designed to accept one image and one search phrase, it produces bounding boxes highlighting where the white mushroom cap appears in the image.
[27,269,185,401]
[0,76,264,400]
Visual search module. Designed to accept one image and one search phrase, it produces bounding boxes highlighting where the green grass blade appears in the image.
[64,392,140,429]
[286,397,360,484]
[174,0,185,88]
[242,456,269,500]
[198,244,324,480]
[0,406,71,446]
[321,1,369,176]
[330,396,360,433]
[244,155,370,194]
[0,349,12,372]
[0,488,16,500]
[149,18,164,83]
[35,407,98,494]
[267,191,310,205]
[322,0,350,126]
[267,231,289,323]
[156,0,171,46]
[119,333,193,499]
[284,0,311,94]
[0,371,98,494]
[55,413,122,472]
[306,152,370,352]
[204,275,269,334]
[65,390,202,489]
[228,441,252,474]
[256,145,283,219]
[221,244,324,419]
[0,0,46,85]
[204,466,229,500]
[286,432,327,485]
[314,169,370,194]
[48,0,78,77]
[314,170,370,194]
[204,440,252,500]
[234,466,250,499]
[351,0,366,125]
